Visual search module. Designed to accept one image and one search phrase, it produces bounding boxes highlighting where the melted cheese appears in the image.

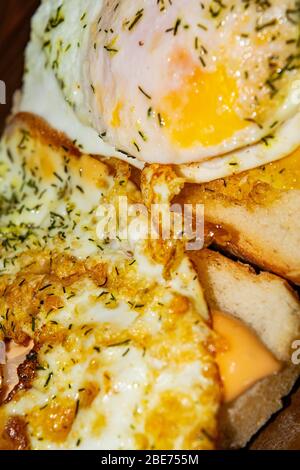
[213,311,281,403]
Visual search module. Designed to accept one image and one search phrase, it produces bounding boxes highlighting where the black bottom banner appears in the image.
[0,450,299,466]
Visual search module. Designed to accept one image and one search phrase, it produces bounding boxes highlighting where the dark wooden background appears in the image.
[0,0,299,450]
[0,0,39,132]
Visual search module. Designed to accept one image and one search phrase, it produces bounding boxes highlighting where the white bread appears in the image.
[176,154,300,284]
[190,249,300,361]
[189,249,300,448]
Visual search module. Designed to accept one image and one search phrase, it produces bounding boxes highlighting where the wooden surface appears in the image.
[0,0,39,132]
[0,0,299,451]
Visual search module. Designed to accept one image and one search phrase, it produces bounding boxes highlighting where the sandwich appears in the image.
[0,115,299,450]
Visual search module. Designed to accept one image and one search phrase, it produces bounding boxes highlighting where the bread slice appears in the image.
[250,385,300,450]
[189,249,300,449]
[176,149,300,284]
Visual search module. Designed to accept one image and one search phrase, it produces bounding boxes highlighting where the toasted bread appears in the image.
[190,249,300,448]
[176,149,300,284]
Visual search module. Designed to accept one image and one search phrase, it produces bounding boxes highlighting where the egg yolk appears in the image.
[160,65,247,149]
[111,101,123,127]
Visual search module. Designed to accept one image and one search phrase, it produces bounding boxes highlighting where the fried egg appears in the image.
[20,0,300,172]
[0,115,220,450]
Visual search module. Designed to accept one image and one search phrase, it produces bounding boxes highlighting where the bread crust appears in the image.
[6,112,143,186]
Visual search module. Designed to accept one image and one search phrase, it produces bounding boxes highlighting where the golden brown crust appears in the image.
[6,112,143,188]
[0,114,219,450]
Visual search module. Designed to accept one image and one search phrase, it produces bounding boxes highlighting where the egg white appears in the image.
[20,0,143,169]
